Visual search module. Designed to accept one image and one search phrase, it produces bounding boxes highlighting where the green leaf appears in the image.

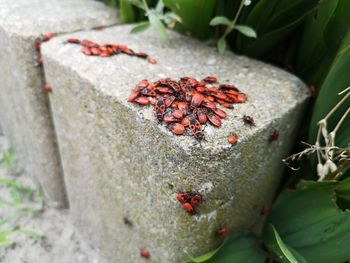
[217,38,227,54]
[308,29,350,150]
[147,11,169,42]
[295,0,339,75]
[163,0,216,39]
[130,21,150,33]
[186,239,227,263]
[264,224,299,263]
[207,235,266,263]
[265,180,350,263]
[337,177,350,201]
[209,16,232,27]
[236,0,320,57]
[119,0,136,23]
[187,234,266,263]
[234,25,257,38]
[0,229,15,246]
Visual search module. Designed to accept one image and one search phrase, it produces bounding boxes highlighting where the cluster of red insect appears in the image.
[128,76,247,141]
[34,32,55,54]
[176,191,202,214]
[65,38,156,64]
[33,33,56,93]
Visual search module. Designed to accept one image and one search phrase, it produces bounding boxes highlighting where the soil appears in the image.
[0,135,105,263]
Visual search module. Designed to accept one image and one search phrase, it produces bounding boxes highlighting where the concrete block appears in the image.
[42,25,309,262]
[0,0,118,208]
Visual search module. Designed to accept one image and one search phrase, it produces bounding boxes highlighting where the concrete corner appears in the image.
[42,25,309,261]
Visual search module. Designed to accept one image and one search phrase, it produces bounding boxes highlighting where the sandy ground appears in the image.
[0,136,105,263]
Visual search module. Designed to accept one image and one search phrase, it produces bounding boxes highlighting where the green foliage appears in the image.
[191,180,350,263]
[187,235,265,263]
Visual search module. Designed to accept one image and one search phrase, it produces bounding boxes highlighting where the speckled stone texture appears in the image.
[0,0,118,208]
[42,25,309,262]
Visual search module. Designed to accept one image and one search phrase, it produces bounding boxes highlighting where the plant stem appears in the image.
[332,106,350,135]
[323,89,350,121]
[222,0,246,39]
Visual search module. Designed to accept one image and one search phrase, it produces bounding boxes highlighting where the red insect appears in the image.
[123,217,133,227]
[309,84,316,97]
[67,38,80,44]
[177,102,189,115]
[269,130,279,142]
[217,227,229,236]
[176,193,190,204]
[207,112,222,127]
[191,93,204,108]
[172,109,183,119]
[228,134,238,145]
[213,108,227,119]
[140,248,150,259]
[148,58,157,64]
[154,98,166,121]
[261,206,270,216]
[182,203,194,214]
[219,83,238,91]
[181,117,190,127]
[135,52,148,59]
[188,115,205,140]
[202,76,218,83]
[134,97,149,105]
[243,115,255,126]
[196,108,208,124]
[42,32,55,42]
[127,76,248,141]
[43,84,52,93]
[190,194,202,208]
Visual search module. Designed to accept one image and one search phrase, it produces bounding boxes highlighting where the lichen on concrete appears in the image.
[42,25,309,262]
[0,0,118,208]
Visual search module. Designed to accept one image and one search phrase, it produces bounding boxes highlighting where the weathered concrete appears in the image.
[0,0,118,208]
[42,25,309,262]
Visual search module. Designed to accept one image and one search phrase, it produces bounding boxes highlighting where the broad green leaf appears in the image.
[337,177,350,201]
[308,28,350,151]
[186,239,227,263]
[295,0,339,75]
[209,16,232,27]
[217,38,227,54]
[236,0,320,57]
[234,25,257,38]
[163,0,216,39]
[264,224,298,263]
[187,234,266,263]
[130,21,150,33]
[147,11,169,42]
[266,180,350,263]
[119,0,136,23]
[207,235,266,263]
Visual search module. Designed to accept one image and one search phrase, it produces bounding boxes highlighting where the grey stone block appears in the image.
[0,0,118,208]
[42,25,309,262]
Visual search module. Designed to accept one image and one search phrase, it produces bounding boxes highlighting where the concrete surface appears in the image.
[42,25,309,262]
[0,0,118,208]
